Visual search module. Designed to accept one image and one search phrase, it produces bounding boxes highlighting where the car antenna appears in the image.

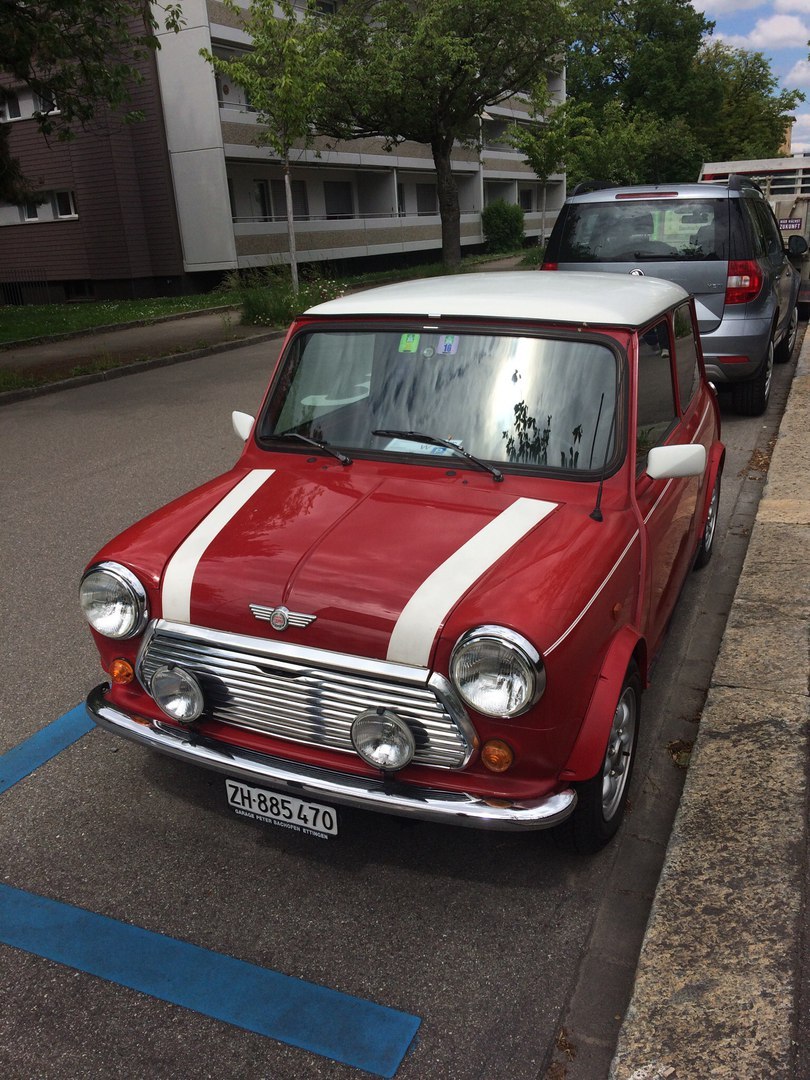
[590,391,619,522]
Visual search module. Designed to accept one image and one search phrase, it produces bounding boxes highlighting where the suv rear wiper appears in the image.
[266,432,352,466]
[373,429,503,482]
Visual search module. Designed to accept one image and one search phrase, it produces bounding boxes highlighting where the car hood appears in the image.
[97,463,615,667]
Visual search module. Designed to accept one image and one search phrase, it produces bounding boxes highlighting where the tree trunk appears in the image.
[283,153,299,294]
[432,137,461,269]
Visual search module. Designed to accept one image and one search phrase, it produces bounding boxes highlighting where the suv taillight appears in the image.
[540,261,558,271]
[726,260,763,305]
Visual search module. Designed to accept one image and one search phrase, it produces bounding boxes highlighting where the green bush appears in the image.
[481,200,525,253]
[234,267,345,326]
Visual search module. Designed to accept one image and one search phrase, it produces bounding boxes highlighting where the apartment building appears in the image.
[0,0,565,302]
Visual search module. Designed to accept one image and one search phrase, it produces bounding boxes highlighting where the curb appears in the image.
[0,305,240,351]
[0,329,285,408]
[609,337,810,1078]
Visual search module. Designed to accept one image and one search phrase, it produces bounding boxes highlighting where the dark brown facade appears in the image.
[0,56,187,302]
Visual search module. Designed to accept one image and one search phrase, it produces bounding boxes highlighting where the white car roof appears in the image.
[306,271,689,327]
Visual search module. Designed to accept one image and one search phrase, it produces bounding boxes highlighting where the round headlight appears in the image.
[351,709,416,772]
[79,563,148,640]
[150,665,204,724]
[450,627,544,718]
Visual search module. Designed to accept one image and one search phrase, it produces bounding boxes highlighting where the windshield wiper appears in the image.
[373,429,503,482]
[266,432,352,466]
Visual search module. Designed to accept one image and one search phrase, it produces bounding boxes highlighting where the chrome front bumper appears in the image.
[87,684,577,832]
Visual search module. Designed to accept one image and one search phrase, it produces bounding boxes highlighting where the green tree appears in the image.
[566,0,713,120]
[1,1,183,201]
[319,0,566,267]
[692,43,803,162]
[201,0,332,292]
[509,95,592,234]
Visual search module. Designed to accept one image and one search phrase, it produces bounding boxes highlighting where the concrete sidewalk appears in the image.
[610,338,810,1078]
[0,308,283,404]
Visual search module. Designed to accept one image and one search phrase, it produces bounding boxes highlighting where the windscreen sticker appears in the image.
[398,333,421,353]
[437,335,459,355]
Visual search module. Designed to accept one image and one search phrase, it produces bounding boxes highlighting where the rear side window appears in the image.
[673,304,700,411]
[636,320,677,469]
[554,199,730,262]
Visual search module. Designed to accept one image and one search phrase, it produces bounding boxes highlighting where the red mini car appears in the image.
[81,272,723,851]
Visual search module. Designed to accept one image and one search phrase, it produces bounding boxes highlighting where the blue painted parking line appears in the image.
[0,714,421,1074]
[0,884,420,1077]
[0,704,94,794]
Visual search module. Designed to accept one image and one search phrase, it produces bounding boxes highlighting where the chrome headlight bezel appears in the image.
[449,625,545,719]
[79,562,149,640]
[150,664,204,724]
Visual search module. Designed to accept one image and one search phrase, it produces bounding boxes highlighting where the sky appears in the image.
[697,0,810,153]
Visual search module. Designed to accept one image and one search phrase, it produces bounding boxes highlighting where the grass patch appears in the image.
[0,290,242,346]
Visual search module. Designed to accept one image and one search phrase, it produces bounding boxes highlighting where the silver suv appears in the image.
[542,177,807,414]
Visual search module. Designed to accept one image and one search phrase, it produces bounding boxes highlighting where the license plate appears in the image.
[225,779,338,838]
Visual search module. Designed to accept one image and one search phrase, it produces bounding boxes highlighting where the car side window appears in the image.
[636,320,677,471]
[753,199,784,259]
[741,198,766,259]
[672,304,701,411]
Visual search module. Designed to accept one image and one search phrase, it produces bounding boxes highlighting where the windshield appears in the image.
[260,327,620,472]
[557,199,730,262]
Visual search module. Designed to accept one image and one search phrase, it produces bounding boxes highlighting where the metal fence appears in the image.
[1,268,52,306]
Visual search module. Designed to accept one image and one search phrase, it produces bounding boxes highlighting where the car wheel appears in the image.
[731,337,773,416]
[774,305,799,364]
[557,665,641,854]
[693,475,720,570]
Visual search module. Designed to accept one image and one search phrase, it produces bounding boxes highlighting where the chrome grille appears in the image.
[138,621,474,769]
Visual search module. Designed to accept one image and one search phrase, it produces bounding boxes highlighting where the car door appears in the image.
[746,197,794,341]
[632,315,700,651]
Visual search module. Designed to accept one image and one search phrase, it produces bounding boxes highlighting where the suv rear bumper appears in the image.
[700,314,772,384]
[87,684,578,832]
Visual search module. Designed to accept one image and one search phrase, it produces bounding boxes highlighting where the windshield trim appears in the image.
[256,319,629,481]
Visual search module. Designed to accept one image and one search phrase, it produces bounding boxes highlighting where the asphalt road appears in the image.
[0,336,800,1079]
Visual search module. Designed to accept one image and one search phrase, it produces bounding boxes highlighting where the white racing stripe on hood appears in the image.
[161,470,275,624]
[387,497,557,668]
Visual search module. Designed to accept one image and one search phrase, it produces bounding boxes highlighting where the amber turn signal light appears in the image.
[109,658,135,685]
[481,738,514,773]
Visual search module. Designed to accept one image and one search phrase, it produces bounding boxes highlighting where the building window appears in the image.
[314,1,337,14]
[397,183,405,216]
[253,179,271,221]
[53,190,77,218]
[22,200,39,222]
[416,184,438,215]
[519,188,534,212]
[1,93,21,121]
[271,178,309,220]
[324,180,353,219]
[227,178,236,220]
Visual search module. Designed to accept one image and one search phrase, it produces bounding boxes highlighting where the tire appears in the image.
[731,337,773,416]
[557,665,641,854]
[775,305,798,364]
[693,475,720,570]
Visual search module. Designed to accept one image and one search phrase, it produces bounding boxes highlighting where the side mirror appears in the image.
[646,443,706,479]
[787,234,808,257]
[232,411,255,442]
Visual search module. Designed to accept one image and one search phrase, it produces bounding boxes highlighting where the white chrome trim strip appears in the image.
[387,498,558,667]
[545,530,640,655]
[161,470,275,623]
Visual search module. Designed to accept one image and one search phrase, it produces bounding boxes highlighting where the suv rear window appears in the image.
[554,199,730,263]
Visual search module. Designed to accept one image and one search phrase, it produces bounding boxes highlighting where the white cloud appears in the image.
[699,1,765,14]
[718,14,809,49]
[786,58,810,84]
[788,110,810,150]
[775,1,810,14]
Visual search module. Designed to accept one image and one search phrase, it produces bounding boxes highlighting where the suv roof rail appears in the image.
[728,174,763,194]
[570,180,616,196]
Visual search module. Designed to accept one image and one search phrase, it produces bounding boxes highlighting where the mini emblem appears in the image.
[249,604,317,631]
[629,268,645,277]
